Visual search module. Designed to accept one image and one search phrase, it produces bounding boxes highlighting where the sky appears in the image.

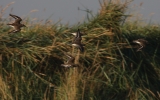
[1,0,160,25]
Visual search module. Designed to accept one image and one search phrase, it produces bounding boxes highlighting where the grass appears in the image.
[0,0,160,100]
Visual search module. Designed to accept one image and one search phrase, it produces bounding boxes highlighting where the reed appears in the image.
[0,0,160,100]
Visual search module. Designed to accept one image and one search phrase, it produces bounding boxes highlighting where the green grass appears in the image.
[0,0,160,100]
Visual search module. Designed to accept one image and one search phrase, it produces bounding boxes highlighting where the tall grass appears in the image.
[0,0,160,100]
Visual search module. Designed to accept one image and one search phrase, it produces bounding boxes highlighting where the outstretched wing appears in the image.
[71,29,82,42]
[65,54,75,63]
[10,14,22,24]
[76,29,82,38]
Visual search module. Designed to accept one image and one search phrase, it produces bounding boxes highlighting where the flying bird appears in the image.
[71,29,82,42]
[71,29,84,52]
[61,53,78,68]
[7,14,26,34]
[72,38,84,52]
[133,39,148,51]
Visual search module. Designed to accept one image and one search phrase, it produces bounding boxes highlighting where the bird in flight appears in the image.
[7,14,26,34]
[61,53,78,68]
[133,39,148,51]
[71,29,84,52]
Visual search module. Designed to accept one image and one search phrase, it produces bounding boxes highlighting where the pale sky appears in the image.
[1,0,160,25]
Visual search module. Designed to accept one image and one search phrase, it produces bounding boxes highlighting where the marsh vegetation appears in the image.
[0,0,160,100]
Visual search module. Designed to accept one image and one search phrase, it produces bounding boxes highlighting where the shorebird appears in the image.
[133,39,148,51]
[71,29,82,42]
[72,38,84,52]
[61,53,78,68]
[7,14,26,34]
[71,29,84,52]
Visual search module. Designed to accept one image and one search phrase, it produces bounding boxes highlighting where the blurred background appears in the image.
[1,0,160,25]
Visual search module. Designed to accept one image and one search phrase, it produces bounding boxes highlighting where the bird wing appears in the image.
[65,54,75,63]
[10,14,22,24]
[76,29,82,38]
